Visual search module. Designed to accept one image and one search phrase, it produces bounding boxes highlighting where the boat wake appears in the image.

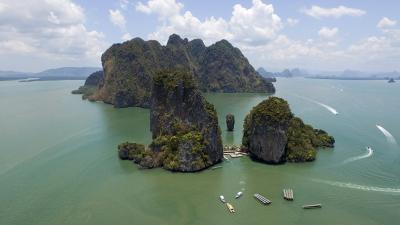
[317,102,339,115]
[312,179,400,194]
[343,147,373,164]
[376,125,397,144]
[294,95,339,115]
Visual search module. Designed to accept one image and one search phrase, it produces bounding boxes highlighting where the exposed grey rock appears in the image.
[242,97,293,164]
[86,34,275,108]
[226,114,235,131]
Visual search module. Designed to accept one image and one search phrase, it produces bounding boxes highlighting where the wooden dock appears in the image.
[283,189,294,201]
[253,193,271,205]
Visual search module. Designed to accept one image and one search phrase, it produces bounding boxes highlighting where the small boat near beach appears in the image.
[226,203,235,213]
[283,189,294,201]
[235,191,243,199]
[211,166,222,170]
[219,195,226,203]
[302,204,322,209]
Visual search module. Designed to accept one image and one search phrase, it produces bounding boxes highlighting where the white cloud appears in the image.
[377,17,397,29]
[0,40,35,53]
[134,0,400,71]
[0,0,106,67]
[48,11,61,24]
[109,9,126,30]
[109,6,132,41]
[318,27,338,38]
[136,0,283,45]
[229,0,283,44]
[136,0,183,19]
[0,2,6,13]
[286,18,299,26]
[122,33,132,41]
[303,5,366,19]
[119,0,130,10]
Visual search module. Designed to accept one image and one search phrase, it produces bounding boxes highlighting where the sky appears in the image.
[0,0,399,73]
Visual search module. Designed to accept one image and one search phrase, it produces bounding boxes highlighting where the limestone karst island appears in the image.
[74,34,335,171]
[1,1,399,225]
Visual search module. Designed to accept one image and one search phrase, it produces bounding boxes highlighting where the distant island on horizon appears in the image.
[2,63,398,83]
[0,67,101,81]
[257,67,400,81]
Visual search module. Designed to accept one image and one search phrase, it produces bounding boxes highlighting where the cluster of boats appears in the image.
[219,190,321,213]
[219,192,243,213]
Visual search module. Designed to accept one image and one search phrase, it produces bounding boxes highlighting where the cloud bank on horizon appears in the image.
[0,0,399,72]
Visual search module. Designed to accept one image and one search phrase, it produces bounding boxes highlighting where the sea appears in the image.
[0,78,399,225]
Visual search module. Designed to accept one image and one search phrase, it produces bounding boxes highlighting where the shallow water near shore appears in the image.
[0,78,399,225]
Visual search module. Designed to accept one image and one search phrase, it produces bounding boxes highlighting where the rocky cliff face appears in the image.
[84,70,103,86]
[71,70,104,99]
[242,97,335,164]
[86,34,275,108]
[119,70,223,172]
[242,97,293,163]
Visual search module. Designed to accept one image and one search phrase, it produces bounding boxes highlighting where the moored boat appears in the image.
[235,191,243,199]
[283,189,294,201]
[302,204,322,209]
[226,203,235,213]
[219,195,226,203]
[211,166,222,170]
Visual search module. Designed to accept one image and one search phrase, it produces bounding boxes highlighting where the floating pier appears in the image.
[223,145,249,159]
[223,152,248,158]
[253,193,271,205]
[302,204,322,209]
[283,189,294,201]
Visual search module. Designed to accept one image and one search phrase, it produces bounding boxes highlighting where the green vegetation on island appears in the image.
[118,70,223,172]
[243,97,335,163]
[71,70,103,99]
[77,34,275,108]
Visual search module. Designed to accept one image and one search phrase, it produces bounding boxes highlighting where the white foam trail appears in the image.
[295,95,339,115]
[376,125,397,144]
[312,179,400,194]
[343,147,373,163]
[316,102,339,115]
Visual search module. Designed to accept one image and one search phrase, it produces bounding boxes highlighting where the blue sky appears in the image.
[0,0,399,72]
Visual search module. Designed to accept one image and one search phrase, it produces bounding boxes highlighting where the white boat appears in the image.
[302,204,322,209]
[235,191,243,199]
[219,195,226,203]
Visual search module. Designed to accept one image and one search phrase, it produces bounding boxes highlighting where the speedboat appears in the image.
[235,191,243,199]
[219,195,226,203]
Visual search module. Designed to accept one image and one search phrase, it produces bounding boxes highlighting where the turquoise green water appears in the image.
[0,79,399,225]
